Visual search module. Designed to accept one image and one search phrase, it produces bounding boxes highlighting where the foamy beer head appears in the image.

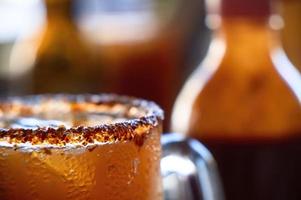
[0,94,163,200]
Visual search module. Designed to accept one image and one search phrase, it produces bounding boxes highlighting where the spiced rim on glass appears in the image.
[0,94,163,200]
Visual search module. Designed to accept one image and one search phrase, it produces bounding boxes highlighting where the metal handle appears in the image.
[161,133,224,200]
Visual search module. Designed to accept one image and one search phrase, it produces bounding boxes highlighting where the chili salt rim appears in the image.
[0,94,164,147]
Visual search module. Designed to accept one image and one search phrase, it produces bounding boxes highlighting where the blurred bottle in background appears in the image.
[280,0,301,71]
[0,0,44,96]
[0,36,12,96]
[9,0,100,94]
[172,0,301,199]
[75,0,209,129]
[7,0,209,130]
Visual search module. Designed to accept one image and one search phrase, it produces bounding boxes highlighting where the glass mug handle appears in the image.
[161,133,224,200]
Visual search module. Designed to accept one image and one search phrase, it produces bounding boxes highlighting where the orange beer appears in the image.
[0,94,163,200]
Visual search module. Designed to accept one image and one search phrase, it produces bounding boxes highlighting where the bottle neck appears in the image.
[44,0,73,25]
[207,0,281,53]
[213,16,279,55]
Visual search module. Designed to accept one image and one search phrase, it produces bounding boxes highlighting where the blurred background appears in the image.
[0,0,300,131]
[0,0,209,129]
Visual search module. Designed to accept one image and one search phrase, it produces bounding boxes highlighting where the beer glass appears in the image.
[0,94,222,200]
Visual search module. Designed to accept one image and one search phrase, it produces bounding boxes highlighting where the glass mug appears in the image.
[0,94,223,200]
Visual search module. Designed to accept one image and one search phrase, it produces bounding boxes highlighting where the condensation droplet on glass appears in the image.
[127,158,140,185]
[133,158,139,174]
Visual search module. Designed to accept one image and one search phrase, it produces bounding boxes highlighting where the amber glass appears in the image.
[99,35,179,130]
[281,0,301,71]
[84,0,207,129]
[0,94,163,200]
[172,1,301,199]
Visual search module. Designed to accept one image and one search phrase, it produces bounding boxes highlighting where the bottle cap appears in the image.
[221,0,272,17]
